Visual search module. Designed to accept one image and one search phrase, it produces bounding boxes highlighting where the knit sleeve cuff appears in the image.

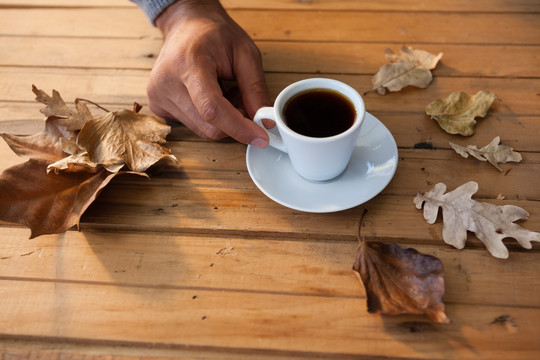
[130,0,179,26]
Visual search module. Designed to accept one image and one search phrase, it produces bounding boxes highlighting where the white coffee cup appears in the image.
[254,78,366,181]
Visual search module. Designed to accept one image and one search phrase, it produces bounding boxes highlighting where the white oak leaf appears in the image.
[449,136,522,171]
[370,46,443,95]
[426,90,500,136]
[414,181,540,259]
[76,109,178,172]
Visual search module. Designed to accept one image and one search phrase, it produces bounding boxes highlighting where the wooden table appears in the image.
[1,1,539,359]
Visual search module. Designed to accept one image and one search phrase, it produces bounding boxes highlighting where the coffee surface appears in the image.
[283,89,355,138]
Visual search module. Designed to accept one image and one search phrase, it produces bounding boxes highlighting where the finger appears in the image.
[148,79,226,139]
[234,43,270,118]
[168,86,227,139]
[184,66,269,147]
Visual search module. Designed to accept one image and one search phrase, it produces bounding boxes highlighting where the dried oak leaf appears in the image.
[353,240,449,324]
[77,109,178,172]
[414,181,540,259]
[425,90,500,136]
[32,85,92,131]
[369,45,443,95]
[0,159,128,238]
[449,136,522,171]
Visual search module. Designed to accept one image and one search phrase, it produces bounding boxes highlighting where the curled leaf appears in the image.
[353,240,449,324]
[369,45,443,95]
[426,90,500,136]
[414,181,540,259]
[1,117,70,163]
[77,110,178,172]
[449,136,522,171]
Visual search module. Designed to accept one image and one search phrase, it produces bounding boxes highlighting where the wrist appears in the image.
[156,0,227,35]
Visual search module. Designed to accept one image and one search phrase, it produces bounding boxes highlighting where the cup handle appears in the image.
[254,107,288,153]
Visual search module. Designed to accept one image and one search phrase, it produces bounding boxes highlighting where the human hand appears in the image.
[147,0,271,148]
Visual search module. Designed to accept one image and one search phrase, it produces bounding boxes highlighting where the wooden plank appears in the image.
[0,0,132,7]
[224,0,540,12]
[1,278,539,359]
[0,9,157,39]
[261,42,540,78]
[0,343,316,360]
[0,227,539,307]
[4,0,540,12]
[77,186,540,243]
[2,36,539,79]
[1,9,539,45]
[241,11,540,45]
[0,68,538,117]
[0,36,161,70]
[0,67,149,105]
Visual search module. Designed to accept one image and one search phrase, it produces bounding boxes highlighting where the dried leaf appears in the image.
[449,136,522,171]
[426,90,500,136]
[353,240,449,324]
[369,45,443,95]
[1,117,71,163]
[47,138,125,174]
[32,85,92,131]
[414,181,540,259]
[0,86,177,238]
[0,159,125,238]
[77,110,178,172]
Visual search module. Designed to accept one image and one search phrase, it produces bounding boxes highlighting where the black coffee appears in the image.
[283,89,356,138]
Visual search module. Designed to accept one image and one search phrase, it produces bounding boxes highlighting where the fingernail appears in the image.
[250,137,268,148]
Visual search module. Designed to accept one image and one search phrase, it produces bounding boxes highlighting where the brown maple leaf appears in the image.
[77,109,178,172]
[0,159,132,238]
[353,214,449,323]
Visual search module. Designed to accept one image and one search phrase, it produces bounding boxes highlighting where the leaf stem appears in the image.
[357,208,368,245]
[76,98,110,113]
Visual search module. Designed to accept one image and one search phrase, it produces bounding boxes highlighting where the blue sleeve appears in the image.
[130,0,179,25]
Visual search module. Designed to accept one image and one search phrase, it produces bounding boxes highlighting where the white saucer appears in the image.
[246,112,398,213]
